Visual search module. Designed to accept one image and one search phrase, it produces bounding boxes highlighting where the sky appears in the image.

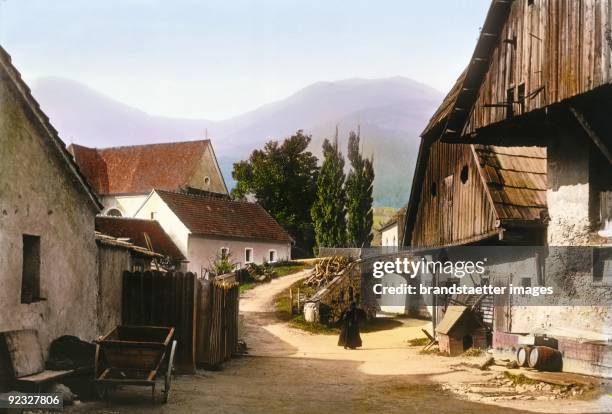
[0,0,490,120]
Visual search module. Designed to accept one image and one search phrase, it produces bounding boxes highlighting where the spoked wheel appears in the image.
[162,340,177,404]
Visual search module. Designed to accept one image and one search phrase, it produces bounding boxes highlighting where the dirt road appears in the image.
[70,272,612,413]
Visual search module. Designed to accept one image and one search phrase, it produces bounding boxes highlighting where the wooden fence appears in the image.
[122,271,197,373]
[121,270,239,373]
[196,273,239,368]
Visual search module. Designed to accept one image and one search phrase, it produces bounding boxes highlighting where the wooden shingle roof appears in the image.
[475,145,547,222]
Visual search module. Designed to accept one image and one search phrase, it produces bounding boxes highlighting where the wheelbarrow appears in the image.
[94,325,177,403]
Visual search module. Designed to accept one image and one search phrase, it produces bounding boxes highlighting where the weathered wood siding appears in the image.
[467,0,612,132]
[411,142,499,248]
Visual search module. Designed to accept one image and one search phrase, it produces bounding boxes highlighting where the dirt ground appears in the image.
[69,271,612,413]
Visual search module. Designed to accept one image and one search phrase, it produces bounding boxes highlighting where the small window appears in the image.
[220,247,229,259]
[245,248,253,263]
[392,235,396,246]
[204,176,211,185]
[107,208,122,217]
[150,211,157,220]
[268,250,277,263]
[430,182,437,197]
[460,165,469,184]
[527,0,534,5]
[21,235,41,304]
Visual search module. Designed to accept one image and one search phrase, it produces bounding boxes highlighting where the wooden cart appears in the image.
[94,325,177,403]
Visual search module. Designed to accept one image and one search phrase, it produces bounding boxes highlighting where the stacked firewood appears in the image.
[305,256,350,287]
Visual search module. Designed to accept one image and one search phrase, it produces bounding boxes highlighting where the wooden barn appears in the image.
[404,0,612,376]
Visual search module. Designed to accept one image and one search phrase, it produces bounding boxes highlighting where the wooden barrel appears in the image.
[528,346,562,371]
[516,346,532,367]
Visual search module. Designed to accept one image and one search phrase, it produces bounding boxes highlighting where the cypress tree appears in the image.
[346,130,374,247]
[311,130,347,249]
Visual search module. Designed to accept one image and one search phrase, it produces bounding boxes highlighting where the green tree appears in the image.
[311,131,347,249]
[232,131,319,256]
[345,130,375,247]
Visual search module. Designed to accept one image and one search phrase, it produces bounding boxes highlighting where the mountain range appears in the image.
[32,76,443,207]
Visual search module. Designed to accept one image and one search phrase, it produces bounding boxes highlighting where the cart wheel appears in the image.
[162,340,177,404]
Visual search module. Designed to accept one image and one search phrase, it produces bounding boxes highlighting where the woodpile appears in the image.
[305,256,350,288]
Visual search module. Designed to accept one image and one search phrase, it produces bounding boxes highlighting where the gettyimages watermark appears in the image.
[343,246,612,306]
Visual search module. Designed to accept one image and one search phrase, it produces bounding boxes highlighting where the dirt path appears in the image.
[69,272,612,413]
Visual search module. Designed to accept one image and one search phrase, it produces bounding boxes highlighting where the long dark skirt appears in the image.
[338,317,362,349]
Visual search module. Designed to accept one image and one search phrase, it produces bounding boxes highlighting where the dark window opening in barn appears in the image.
[430,182,437,197]
[527,0,534,6]
[593,248,612,283]
[21,234,41,304]
[506,87,515,119]
[460,165,469,184]
[107,208,122,217]
[517,83,526,114]
[462,335,473,351]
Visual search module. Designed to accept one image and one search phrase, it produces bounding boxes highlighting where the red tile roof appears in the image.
[95,216,186,260]
[69,140,216,195]
[155,190,293,243]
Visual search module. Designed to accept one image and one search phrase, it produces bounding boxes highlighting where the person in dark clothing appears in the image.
[338,302,362,349]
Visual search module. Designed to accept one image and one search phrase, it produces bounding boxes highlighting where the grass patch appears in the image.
[273,264,307,277]
[289,315,339,335]
[273,277,340,335]
[462,347,485,357]
[407,337,430,347]
[239,282,256,293]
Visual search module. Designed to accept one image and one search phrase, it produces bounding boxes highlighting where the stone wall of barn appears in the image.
[0,74,99,355]
[547,131,592,246]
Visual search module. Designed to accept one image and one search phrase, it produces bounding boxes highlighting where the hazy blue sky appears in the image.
[0,1,489,120]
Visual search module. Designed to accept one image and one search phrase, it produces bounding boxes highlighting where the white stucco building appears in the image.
[135,190,292,276]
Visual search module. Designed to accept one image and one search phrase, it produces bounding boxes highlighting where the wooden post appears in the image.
[297,287,300,312]
[289,289,293,314]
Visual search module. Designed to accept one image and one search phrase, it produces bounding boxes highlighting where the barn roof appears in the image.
[474,145,547,222]
[403,0,546,246]
[154,190,293,243]
[95,216,186,261]
[0,46,102,211]
[69,140,227,195]
[421,70,467,138]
